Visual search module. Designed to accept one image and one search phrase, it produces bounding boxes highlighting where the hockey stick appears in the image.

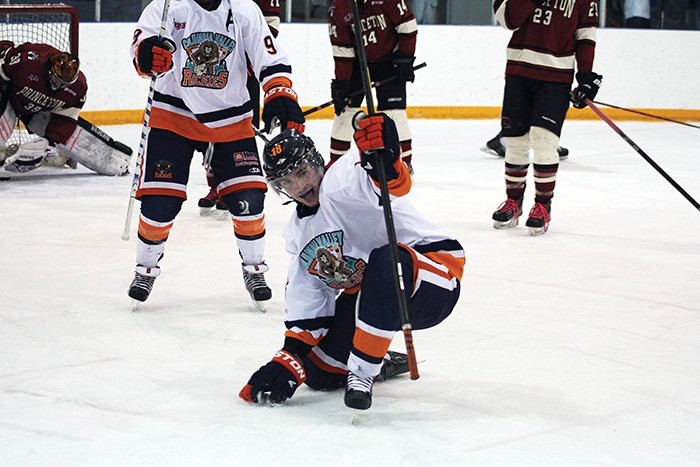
[303,62,427,117]
[121,0,171,241]
[347,0,419,380]
[586,99,700,212]
[77,117,133,155]
[592,100,700,130]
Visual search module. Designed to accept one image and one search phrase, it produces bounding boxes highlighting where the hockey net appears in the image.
[0,4,79,159]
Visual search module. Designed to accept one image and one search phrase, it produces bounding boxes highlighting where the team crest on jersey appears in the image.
[181,32,235,89]
[154,160,173,179]
[300,231,366,290]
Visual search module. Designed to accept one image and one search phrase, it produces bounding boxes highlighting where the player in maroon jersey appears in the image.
[491,0,602,235]
[198,0,282,217]
[327,0,418,173]
[0,41,129,175]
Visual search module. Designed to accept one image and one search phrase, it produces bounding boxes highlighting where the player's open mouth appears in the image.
[299,187,315,202]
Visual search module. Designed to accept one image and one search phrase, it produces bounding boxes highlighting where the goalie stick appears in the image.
[77,117,133,155]
[347,0,419,380]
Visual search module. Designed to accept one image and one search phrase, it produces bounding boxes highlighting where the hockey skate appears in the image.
[377,350,410,381]
[198,188,218,216]
[242,262,272,312]
[128,265,161,310]
[481,134,505,158]
[492,198,523,229]
[214,200,229,221]
[345,372,374,410]
[525,202,551,236]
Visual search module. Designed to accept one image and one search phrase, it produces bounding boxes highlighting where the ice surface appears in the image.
[1,119,699,466]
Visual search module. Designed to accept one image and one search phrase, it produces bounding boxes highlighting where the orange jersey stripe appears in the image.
[218,181,268,197]
[136,187,187,200]
[233,216,265,237]
[370,159,412,197]
[423,251,465,281]
[149,108,254,142]
[284,329,321,347]
[353,327,393,359]
[138,220,173,242]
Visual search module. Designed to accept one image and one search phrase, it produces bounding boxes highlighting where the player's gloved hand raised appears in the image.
[137,36,176,76]
[331,79,352,116]
[239,350,306,404]
[262,85,305,134]
[353,112,401,180]
[392,53,416,84]
[3,137,55,173]
[570,72,603,109]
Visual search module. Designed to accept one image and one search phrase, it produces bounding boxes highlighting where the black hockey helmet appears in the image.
[263,129,325,192]
[47,52,80,90]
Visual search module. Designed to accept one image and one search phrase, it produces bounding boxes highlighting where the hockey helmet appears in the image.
[48,52,80,90]
[263,129,325,194]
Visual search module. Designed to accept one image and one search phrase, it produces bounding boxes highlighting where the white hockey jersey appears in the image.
[130,0,293,142]
[282,153,465,347]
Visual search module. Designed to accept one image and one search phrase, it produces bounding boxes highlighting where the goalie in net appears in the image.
[0,40,130,176]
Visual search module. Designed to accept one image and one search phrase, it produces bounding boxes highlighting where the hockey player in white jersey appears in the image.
[240,113,465,410]
[126,0,305,309]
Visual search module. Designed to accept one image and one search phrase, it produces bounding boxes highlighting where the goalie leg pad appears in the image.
[58,126,130,176]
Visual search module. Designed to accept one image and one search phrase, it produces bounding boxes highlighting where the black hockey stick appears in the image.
[303,62,427,117]
[347,0,419,380]
[586,99,700,212]
[592,100,700,130]
[77,117,133,155]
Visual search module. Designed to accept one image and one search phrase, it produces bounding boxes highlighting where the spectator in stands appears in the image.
[625,0,651,28]
[410,0,438,24]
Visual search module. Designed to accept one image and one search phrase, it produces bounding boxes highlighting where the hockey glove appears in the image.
[331,79,352,116]
[262,85,305,134]
[570,72,603,109]
[239,349,306,404]
[392,53,416,84]
[3,137,55,173]
[353,113,401,181]
[137,36,176,76]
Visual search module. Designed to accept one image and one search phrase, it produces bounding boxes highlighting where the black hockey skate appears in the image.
[492,198,523,229]
[214,199,229,221]
[242,262,272,311]
[557,146,569,160]
[128,265,161,304]
[345,372,374,410]
[377,351,410,381]
[525,202,551,236]
[481,134,505,157]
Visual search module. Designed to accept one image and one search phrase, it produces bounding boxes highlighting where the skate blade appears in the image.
[527,225,549,236]
[252,300,267,312]
[131,299,141,312]
[480,146,504,158]
[214,209,229,221]
[199,206,215,217]
[493,218,519,229]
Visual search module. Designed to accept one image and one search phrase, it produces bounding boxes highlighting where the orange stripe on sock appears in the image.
[352,327,393,359]
[233,216,265,237]
[137,220,172,242]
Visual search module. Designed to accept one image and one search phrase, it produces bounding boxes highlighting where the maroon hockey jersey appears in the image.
[494,0,598,84]
[328,0,418,80]
[252,0,281,37]
[0,42,87,145]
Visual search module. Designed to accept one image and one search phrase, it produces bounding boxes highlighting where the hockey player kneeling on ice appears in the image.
[239,114,465,410]
[0,41,130,176]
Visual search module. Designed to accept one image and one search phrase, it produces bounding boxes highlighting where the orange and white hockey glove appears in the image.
[136,36,175,76]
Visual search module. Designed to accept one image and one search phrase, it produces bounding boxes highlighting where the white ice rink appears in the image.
[1,118,699,466]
